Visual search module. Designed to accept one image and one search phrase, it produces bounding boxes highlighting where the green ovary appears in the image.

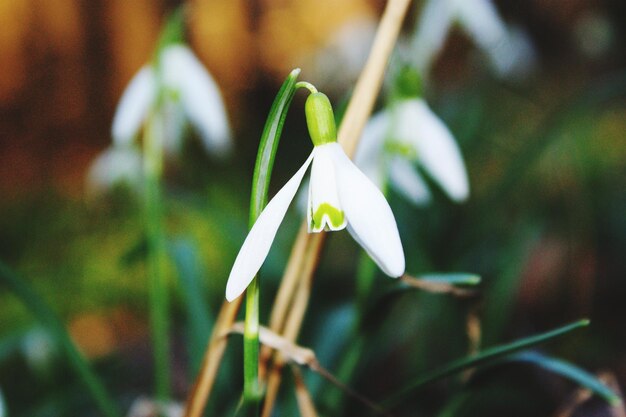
[311,203,345,230]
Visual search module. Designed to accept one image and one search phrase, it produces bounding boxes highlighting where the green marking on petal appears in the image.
[311,203,345,231]
[384,140,417,160]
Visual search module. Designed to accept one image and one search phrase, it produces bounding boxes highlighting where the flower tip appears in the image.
[386,255,406,278]
[225,280,242,303]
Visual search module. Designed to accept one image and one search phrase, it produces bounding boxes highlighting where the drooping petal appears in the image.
[455,0,507,52]
[111,66,157,147]
[409,0,455,74]
[486,24,537,79]
[86,146,143,197]
[396,99,469,202]
[307,144,347,232]
[455,0,536,79]
[225,152,315,301]
[161,45,232,157]
[388,157,432,205]
[330,143,405,277]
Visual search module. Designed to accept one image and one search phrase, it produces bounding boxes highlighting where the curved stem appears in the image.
[295,81,319,94]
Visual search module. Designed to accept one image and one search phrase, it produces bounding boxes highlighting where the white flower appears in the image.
[411,0,535,79]
[111,44,232,157]
[225,93,404,302]
[354,98,469,205]
[85,146,143,197]
[226,143,405,301]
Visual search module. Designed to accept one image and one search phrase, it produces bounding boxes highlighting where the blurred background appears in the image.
[0,0,625,416]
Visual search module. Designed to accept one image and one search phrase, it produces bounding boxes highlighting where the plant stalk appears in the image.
[243,276,262,408]
[144,110,171,400]
[260,0,412,414]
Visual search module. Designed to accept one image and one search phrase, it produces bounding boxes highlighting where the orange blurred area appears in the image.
[0,0,379,200]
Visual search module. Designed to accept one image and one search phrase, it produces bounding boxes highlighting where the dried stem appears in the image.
[183,298,242,417]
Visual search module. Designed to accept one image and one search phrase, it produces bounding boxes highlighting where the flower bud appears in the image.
[305,92,337,146]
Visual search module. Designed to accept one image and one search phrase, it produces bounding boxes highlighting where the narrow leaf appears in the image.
[513,352,621,405]
[382,319,590,408]
[415,273,481,286]
[250,68,301,227]
[169,238,214,374]
[0,261,122,417]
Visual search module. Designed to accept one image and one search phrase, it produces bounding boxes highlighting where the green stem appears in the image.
[243,276,262,406]
[0,261,122,417]
[239,69,301,414]
[144,110,171,401]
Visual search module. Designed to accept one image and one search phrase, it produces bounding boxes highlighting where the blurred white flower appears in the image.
[225,93,404,301]
[88,43,232,197]
[411,0,536,79]
[112,44,232,157]
[86,146,143,197]
[302,16,377,94]
[22,328,58,375]
[354,98,469,205]
[127,397,183,417]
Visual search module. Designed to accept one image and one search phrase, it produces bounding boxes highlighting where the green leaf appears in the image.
[382,319,590,409]
[513,352,621,405]
[0,261,122,417]
[168,238,214,374]
[413,273,481,286]
[249,67,301,227]
[244,68,301,411]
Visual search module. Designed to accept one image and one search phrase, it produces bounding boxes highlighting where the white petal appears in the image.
[161,45,232,157]
[330,143,405,277]
[455,0,507,53]
[86,146,143,197]
[410,0,455,74]
[396,100,469,202]
[487,25,537,79]
[111,66,157,147]
[388,157,432,205]
[307,144,347,232]
[225,152,314,301]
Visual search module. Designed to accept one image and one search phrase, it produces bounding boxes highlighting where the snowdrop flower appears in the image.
[88,12,232,197]
[112,43,232,157]
[225,92,405,301]
[86,146,143,197]
[411,0,535,79]
[354,96,469,205]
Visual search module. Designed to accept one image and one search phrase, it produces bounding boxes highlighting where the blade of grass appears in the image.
[513,352,620,405]
[415,273,481,286]
[381,319,590,410]
[183,68,302,417]
[244,67,305,412]
[169,238,214,374]
[0,261,121,417]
